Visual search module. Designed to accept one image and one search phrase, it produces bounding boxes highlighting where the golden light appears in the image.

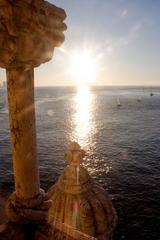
[70,85,96,150]
[70,50,98,85]
[73,85,93,147]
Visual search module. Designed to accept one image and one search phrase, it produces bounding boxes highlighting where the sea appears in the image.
[0,86,160,240]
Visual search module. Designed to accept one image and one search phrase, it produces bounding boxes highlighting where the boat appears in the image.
[137,97,142,102]
[117,98,122,107]
[150,87,154,96]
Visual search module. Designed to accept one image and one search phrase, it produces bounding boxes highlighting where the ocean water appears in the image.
[0,86,160,240]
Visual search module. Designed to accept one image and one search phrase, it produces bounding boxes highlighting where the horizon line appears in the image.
[34,84,160,87]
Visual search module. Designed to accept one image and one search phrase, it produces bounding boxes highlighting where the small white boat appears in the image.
[150,87,154,96]
[137,97,142,102]
[117,98,122,107]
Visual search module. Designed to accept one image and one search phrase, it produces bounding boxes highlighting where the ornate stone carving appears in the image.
[6,189,52,224]
[0,0,67,69]
[48,142,117,240]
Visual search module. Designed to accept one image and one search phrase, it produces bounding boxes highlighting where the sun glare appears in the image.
[70,50,98,85]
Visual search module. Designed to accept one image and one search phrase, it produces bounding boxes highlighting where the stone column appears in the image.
[7,68,39,199]
[0,0,66,225]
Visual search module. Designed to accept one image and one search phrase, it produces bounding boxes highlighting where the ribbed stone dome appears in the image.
[48,142,117,240]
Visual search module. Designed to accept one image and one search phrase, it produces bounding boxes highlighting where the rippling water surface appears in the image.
[0,86,160,240]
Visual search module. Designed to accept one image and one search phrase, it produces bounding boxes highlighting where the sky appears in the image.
[0,0,160,86]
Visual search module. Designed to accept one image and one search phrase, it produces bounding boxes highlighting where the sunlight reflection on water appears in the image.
[71,85,96,149]
[1,87,160,240]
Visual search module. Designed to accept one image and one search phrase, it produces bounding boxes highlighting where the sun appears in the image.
[70,50,98,85]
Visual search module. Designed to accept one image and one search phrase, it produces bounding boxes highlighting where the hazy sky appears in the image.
[0,0,160,86]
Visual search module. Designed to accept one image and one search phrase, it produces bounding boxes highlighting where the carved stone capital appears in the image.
[0,0,67,69]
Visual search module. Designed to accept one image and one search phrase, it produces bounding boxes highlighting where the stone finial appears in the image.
[0,0,67,69]
[64,142,85,165]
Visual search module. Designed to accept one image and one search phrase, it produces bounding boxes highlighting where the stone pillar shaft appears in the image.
[7,68,39,199]
[0,0,66,226]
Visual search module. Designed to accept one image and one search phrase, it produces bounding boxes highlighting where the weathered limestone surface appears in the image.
[7,68,39,199]
[0,0,67,237]
[48,143,117,240]
[0,0,67,69]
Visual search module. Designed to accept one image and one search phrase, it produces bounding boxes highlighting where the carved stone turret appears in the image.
[48,142,117,240]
